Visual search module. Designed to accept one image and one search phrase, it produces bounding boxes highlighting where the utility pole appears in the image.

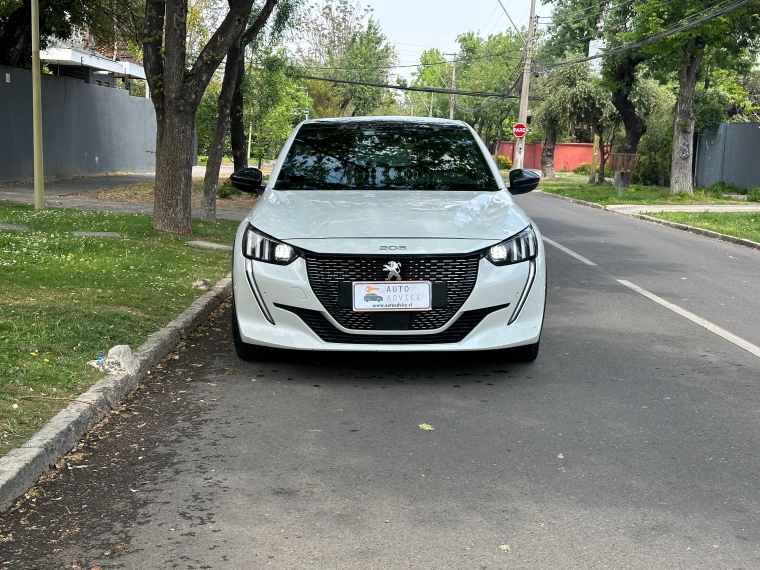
[443,54,457,120]
[31,0,44,209]
[429,90,434,117]
[513,0,537,170]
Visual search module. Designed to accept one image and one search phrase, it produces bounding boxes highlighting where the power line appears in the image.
[298,45,526,73]
[542,0,754,68]
[496,0,527,44]
[298,74,543,100]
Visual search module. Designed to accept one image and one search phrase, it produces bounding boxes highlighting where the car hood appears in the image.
[249,189,530,240]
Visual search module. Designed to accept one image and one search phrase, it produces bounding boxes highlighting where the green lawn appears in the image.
[0,202,239,455]
[646,211,760,244]
[538,178,744,206]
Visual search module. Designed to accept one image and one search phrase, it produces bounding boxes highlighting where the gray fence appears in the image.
[0,64,156,183]
[696,123,760,190]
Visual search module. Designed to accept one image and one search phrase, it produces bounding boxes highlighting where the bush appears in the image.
[493,155,513,170]
[573,163,591,175]
[217,178,240,199]
[748,187,760,202]
[572,162,612,177]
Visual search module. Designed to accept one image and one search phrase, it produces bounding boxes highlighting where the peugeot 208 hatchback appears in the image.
[229,117,545,361]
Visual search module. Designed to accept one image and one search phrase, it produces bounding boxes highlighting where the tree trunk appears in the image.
[610,57,647,190]
[143,0,258,235]
[495,119,504,158]
[598,145,608,185]
[541,128,556,179]
[201,39,242,223]
[153,107,196,236]
[482,120,492,148]
[670,43,704,195]
[230,51,248,172]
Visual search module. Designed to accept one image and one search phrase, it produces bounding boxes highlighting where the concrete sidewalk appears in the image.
[606,204,760,214]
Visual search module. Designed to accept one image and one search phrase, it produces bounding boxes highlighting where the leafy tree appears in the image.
[0,0,93,68]
[410,49,452,118]
[533,62,613,179]
[627,0,760,193]
[453,31,523,151]
[243,52,310,166]
[143,0,265,235]
[291,0,396,117]
[543,0,653,189]
[200,0,294,222]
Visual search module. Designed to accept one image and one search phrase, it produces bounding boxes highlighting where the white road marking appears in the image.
[617,279,760,359]
[542,237,597,266]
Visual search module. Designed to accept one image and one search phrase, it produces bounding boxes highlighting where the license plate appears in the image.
[353,281,431,312]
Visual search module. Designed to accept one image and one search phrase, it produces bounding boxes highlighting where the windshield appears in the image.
[275,122,500,191]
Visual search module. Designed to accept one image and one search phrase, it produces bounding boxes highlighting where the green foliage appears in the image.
[573,162,612,177]
[244,51,310,162]
[540,178,735,206]
[747,188,760,202]
[217,179,240,199]
[630,78,676,186]
[572,163,591,175]
[291,1,397,118]
[196,79,223,157]
[493,155,513,170]
[648,211,760,243]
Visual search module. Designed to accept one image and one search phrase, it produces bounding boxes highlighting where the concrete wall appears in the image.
[0,64,156,182]
[696,123,760,189]
[498,141,595,171]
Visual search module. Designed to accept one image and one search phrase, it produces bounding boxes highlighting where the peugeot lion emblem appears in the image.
[383,261,402,281]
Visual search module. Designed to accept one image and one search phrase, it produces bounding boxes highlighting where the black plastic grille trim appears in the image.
[305,255,480,331]
[274,303,509,345]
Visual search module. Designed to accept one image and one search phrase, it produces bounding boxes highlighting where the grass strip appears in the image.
[0,202,239,455]
[538,178,744,206]
[645,211,760,244]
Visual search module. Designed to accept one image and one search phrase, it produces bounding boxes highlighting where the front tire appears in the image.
[231,301,262,361]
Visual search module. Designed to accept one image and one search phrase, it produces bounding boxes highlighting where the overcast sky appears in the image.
[367,0,553,81]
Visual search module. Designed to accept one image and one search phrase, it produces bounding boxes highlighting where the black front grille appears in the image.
[305,255,480,331]
[275,303,509,344]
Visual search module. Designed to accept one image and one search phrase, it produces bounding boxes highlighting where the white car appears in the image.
[229,117,546,361]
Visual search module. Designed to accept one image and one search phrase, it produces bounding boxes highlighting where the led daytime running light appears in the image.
[486,227,538,266]
[243,226,298,265]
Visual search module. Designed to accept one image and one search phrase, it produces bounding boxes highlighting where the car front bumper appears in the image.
[232,234,546,352]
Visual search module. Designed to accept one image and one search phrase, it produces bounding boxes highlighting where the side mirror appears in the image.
[230,167,264,194]
[508,168,540,195]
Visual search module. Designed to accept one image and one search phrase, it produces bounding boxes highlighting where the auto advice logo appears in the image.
[383,261,402,281]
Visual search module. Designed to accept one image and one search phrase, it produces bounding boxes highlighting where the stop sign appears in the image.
[513,123,527,138]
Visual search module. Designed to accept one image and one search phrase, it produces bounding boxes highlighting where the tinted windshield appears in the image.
[275,122,499,191]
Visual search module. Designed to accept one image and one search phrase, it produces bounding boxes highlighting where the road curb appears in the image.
[536,190,760,252]
[631,214,760,252]
[0,274,232,512]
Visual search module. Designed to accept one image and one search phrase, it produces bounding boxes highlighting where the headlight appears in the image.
[486,226,538,266]
[242,226,299,265]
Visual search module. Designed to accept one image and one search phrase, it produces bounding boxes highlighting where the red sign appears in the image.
[512,123,527,138]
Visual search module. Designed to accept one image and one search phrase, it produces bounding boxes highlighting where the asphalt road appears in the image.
[2,194,760,569]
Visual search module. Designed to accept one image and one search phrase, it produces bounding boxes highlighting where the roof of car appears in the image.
[301,116,468,127]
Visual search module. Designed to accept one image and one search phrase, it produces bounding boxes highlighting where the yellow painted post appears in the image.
[31,0,44,209]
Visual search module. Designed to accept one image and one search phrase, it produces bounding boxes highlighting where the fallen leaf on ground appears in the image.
[418,423,434,431]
